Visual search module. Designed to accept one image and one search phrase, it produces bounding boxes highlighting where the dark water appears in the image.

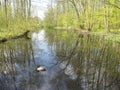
[0,29,120,90]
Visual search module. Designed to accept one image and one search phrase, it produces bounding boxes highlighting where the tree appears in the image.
[4,0,8,27]
[104,0,109,33]
[44,0,120,33]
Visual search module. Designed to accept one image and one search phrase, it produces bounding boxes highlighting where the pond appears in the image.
[0,29,120,90]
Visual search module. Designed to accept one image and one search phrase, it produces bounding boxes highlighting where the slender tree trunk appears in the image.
[70,0,80,19]
[5,0,8,27]
[28,0,31,17]
[104,2,109,33]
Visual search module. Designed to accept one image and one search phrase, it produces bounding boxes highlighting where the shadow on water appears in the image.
[0,29,120,90]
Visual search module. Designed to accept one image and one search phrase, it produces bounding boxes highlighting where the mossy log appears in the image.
[0,30,30,43]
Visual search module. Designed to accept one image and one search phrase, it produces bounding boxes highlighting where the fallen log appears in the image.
[0,30,30,43]
[0,38,7,43]
[11,30,30,39]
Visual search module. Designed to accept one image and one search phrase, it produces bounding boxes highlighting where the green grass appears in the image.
[105,35,120,42]
[92,30,120,42]
[0,18,41,39]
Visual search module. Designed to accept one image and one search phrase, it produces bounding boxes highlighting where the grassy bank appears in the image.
[0,18,41,39]
[53,27,120,43]
[91,30,120,43]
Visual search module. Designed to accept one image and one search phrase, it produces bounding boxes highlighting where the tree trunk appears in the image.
[70,0,80,19]
[5,0,8,27]
[104,2,109,33]
[28,0,31,17]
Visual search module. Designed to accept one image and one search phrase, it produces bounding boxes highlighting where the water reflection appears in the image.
[46,30,120,90]
[0,29,120,90]
[0,38,35,90]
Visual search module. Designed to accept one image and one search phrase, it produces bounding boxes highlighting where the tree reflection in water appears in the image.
[0,38,37,90]
[0,30,120,90]
[46,29,120,90]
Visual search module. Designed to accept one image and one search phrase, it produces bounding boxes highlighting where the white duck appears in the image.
[36,66,46,72]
